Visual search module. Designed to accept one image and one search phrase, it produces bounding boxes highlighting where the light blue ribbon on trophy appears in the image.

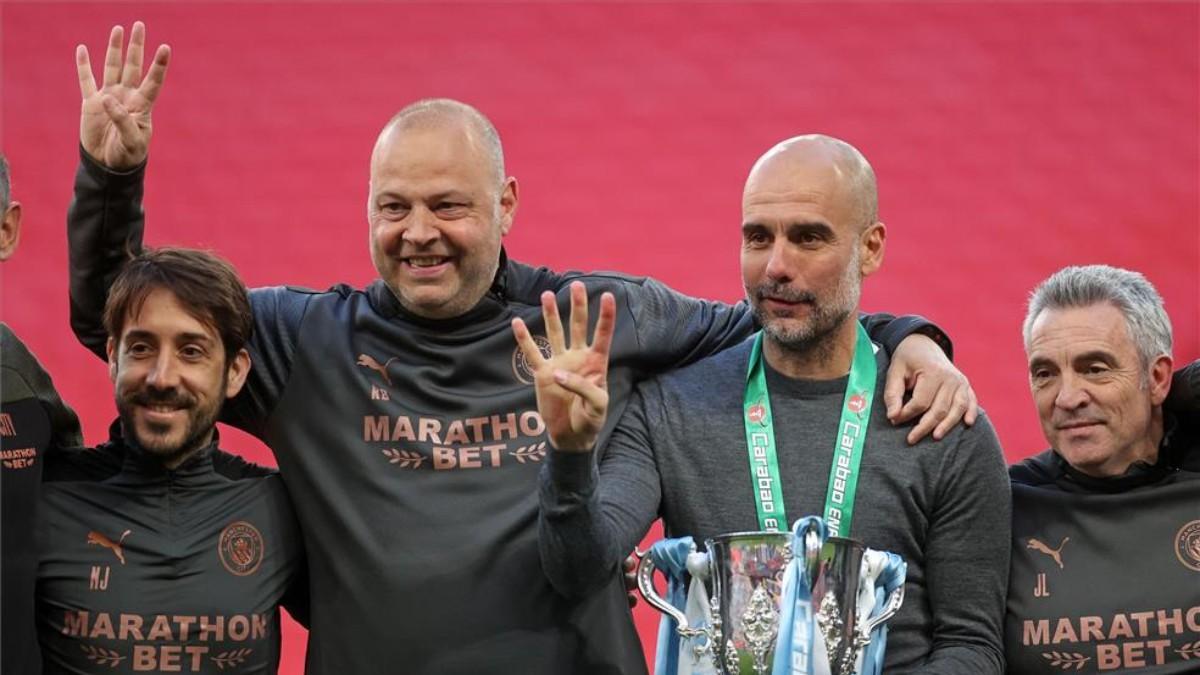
[650,538,715,675]
[857,553,906,675]
[773,517,907,675]
[773,516,825,675]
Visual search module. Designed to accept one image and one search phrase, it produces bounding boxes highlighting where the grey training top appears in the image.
[540,337,1011,674]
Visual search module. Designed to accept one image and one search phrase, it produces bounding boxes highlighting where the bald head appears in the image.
[372,98,506,187]
[739,134,887,371]
[744,134,878,230]
[366,98,520,320]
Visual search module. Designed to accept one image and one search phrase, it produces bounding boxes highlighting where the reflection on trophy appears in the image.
[638,518,905,675]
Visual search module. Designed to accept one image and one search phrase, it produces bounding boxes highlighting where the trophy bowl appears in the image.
[638,520,904,675]
[638,531,794,675]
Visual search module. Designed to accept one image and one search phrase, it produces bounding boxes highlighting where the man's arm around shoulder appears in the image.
[67,148,146,358]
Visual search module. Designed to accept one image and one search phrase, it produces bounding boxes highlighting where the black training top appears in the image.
[37,433,305,675]
[66,148,945,675]
[2,324,88,675]
[1006,406,1200,674]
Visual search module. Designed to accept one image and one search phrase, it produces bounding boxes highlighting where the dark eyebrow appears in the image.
[741,220,834,235]
[177,332,216,345]
[122,329,156,344]
[123,329,214,346]
[785,222,834,238]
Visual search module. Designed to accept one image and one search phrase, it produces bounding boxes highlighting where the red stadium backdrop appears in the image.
[2,2,1197,672]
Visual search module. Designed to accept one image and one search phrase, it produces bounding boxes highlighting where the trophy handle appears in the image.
[635,549,708,638]
[861,581,905,635]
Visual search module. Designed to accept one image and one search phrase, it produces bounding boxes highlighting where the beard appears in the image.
[115,378,224,466]
[369,211,505,321]
[749,253,862,359]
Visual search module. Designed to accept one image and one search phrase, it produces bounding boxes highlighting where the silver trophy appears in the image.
[638,524,904,675]
[806,536,905,675]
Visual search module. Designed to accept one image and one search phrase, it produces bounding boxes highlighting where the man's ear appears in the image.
[1149,354,1174,406]
[224,348,252,399]
[859,221,886,277]
[107,337,118,382]
[498,177,519,236]
[0,202,23,261]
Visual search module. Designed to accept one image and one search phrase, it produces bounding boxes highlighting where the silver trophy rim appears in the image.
[703,530,793,547]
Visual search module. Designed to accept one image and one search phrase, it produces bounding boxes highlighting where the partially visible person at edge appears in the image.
[522,134,1011,674]
[1,152,86,674]
[1006,265,1200,674]
[37,247,307,674]
[66,23,981,674]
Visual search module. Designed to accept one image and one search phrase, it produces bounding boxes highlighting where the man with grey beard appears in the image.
[525,134,1011,673]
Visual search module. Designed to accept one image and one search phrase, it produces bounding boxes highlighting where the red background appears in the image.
[2,2,1197,672]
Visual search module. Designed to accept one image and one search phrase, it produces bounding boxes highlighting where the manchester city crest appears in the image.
[219,521,265,577]
[1175,520,1200,573]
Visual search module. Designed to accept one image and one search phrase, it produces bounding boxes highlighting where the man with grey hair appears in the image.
[1,152,86,674]
[1006,264,1200,673]
[527,134,1011,674]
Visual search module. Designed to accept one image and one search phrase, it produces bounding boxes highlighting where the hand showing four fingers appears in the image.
[512,282,617,453]
[77,22,170,170]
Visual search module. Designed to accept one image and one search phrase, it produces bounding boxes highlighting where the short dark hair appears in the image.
[103,247,253,360]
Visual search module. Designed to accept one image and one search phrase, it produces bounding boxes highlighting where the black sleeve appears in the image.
[621,277,952,374]
[538,384,663,598]
[43,438,124,483]
[1166,359,1199,413]
[219,287,312,440]
[280,556,311,629]
[859,311,954,361]
[67,148,147,360]
[1167,360,1200,457]
[0,324,85,451]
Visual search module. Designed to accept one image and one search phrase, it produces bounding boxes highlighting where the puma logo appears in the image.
[87,530,132,565]
[357,354,399,387]
[1027,536,1069,569]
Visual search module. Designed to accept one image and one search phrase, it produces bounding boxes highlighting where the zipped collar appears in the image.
[107,425,225,489]
[1049,415,1183,494]
[368,248,512,329]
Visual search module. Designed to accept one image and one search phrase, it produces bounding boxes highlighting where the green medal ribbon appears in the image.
[743,322,877,536]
